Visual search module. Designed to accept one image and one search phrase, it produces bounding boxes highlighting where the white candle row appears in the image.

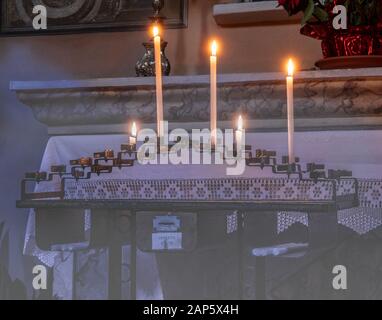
[136,26,297,160]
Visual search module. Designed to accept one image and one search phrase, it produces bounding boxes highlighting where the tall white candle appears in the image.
[153,26,164,139]
[236,115,243,151]
[210,40,218,146]
[130,121,137,145]
[286,58,295,164]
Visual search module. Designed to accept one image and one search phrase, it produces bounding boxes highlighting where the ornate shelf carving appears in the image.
[10,68,382,135]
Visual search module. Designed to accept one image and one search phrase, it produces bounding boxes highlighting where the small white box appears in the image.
[152,232,182,250]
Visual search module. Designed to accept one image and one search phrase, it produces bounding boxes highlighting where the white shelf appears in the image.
[213,1,301,26]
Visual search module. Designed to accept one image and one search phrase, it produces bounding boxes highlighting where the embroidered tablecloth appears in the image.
[23,132,382,299]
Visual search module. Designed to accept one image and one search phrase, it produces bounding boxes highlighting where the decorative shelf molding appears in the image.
[10,68,382,135]
[213,1,300,27]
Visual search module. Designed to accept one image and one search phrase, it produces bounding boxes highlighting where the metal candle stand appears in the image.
[18,138,356,301]
[135,0,171,77]
[20,140,353,201]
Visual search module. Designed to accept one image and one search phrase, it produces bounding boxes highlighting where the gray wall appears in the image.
[0,0,322,288]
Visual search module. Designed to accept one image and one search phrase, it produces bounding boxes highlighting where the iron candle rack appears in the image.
[20,140,354,201]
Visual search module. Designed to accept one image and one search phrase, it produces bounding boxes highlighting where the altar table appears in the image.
[15,131,382,299]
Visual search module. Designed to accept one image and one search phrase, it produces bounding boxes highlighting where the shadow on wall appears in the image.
[0,221,27,300]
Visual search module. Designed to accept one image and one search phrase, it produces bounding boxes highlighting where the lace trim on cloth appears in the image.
[64,178,336,201]
[277,212,309,234]
[25,178,382,267]
[278,208,382,236]
[338,207,382,235]
[359,179,382,208]
[24,210,91,267]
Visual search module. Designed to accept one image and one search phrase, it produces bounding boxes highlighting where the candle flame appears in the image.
[211,40,218,56]
[153,25,160,38]
[131,122,137,137]
[238,115,243,131]
[287,58,295,77]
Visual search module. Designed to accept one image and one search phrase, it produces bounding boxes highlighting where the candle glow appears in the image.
[287,58,295,77]
[131,122,137,137]
[153,25,160,38]
[130,121,137,145]
[237,115,243,131]
[211,40,218,57]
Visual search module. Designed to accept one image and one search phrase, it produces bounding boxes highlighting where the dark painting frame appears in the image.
[1,0,188,36]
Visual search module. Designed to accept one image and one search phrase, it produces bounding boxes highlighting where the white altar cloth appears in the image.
[28,130,382,183]
[23,130,382,299]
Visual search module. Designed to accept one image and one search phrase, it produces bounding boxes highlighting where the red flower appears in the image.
[278,0,309,15]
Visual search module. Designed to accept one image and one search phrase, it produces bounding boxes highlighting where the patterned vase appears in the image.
[135,40,171,77]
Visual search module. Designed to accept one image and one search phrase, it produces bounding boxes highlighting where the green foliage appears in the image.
[346,0,382,26]
[302,0,316,25]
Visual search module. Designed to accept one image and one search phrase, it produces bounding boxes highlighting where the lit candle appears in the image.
[130,122,137,145]
[236,115,243,151]
[210,40,218,146]
[286,58,295,164]
[153,25,164,139]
